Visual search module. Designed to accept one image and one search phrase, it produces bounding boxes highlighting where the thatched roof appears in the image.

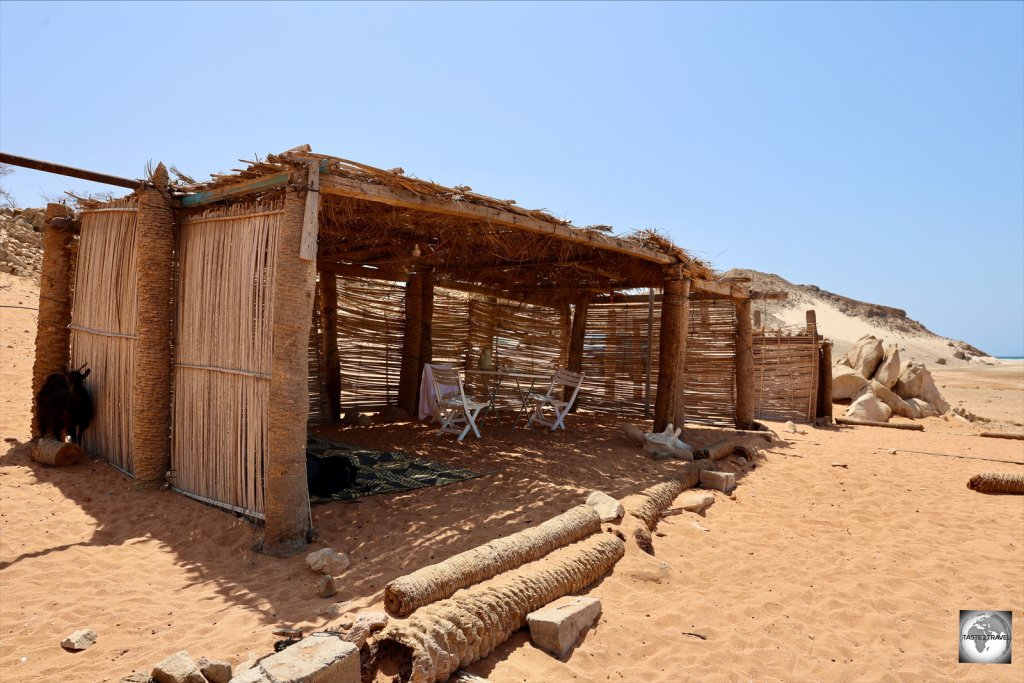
[169,146,712,307]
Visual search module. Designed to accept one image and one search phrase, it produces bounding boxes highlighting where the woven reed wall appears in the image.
[466,298,569,373]
[684,299,737,426]
[581,297,736,424]
[330,280,555,411]
[171,201,281,518]
[307,285,326,425]
[70,200,139,474]
[581,300,656,416]
[752,326,818,423]
[334,278,407,410]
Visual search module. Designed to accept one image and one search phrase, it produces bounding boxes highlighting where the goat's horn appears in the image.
[77,362,89,371]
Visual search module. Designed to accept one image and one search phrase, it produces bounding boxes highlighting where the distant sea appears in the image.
[996,356,1024,360]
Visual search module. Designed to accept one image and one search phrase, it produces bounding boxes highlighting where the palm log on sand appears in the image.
[695,438,758,461]
[32,438,84,466]
[967,472,1024,494]
[365,534,624,683]
[619,460,720,553]
[384,505,602,617]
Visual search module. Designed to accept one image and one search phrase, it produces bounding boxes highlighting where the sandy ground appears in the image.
[1,271,1022,682]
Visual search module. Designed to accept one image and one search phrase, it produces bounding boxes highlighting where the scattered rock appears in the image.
[832,365,869,400]
[845,391,892,423]
[935,357,947,365]
[230,633,359,683]
[585,491,624,521]
[677,490,715,514]
[306,548,350,576]
[316,575,337,598]
[151,650,206,683]
[60,628,97,652]
[197,657,232,683]
[119,673,152,683]
[698,470,736,494]
[527,596,602,659]
[872,344,901,388]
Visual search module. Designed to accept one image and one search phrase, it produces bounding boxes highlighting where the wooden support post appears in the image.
[806,310,819,422]
[653,268,689,432]
[645,289,654,419]
[397,272,424,414]
[418,267,434,396]
[319,272,341,424]
[734,297,754,429]
[566,296,589,408]
[131,165,176,489]
[31,203,76,437]
[263,178,317,556]
[817,341,833,420]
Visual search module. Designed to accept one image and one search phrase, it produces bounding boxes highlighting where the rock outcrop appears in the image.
[832,336,949,423]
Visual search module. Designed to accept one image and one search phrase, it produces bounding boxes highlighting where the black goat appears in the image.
[306,453,358,497]
[36,364,94,445]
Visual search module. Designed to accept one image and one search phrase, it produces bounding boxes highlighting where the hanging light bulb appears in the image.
[411,244,421,258]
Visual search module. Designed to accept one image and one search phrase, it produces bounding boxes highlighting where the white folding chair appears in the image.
[527,368,585,431]
[430,367,487,442]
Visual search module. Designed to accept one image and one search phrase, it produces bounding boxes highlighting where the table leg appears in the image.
[511,377,536,432]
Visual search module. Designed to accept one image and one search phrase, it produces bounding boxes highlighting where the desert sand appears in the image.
[1,270,1022,682]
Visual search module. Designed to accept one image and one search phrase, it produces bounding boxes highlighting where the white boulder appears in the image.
[832,365,869,400]
[844,335,885,380]
[845,391,892,423]
[905,397,938,418]
[872,344,901,389]
[869,381,915,419]
[893,362,949,414]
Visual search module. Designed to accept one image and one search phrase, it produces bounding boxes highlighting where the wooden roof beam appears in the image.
[318,173,676,266]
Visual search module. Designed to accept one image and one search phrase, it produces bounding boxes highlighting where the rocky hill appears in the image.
[0,207,46,280]
[723,268,995,368]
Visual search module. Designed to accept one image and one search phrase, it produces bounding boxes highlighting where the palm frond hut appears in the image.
[30,146,785,556]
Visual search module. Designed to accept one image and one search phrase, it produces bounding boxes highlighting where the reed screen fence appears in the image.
[171,201,281,518]
[752,325,818,423]
[70,200,139,474]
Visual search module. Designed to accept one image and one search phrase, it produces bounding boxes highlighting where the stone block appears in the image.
[699,470,736,494]
[152,650,206,683]
[198,657,233,683]
[526,595,602,659]
[230,633,359,683]
[677,491,715,514]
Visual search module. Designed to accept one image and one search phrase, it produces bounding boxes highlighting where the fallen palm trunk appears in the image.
[32,438,84,466]
[980,431,1024,441]
[384,505,602,617]
[365,534,625,683]
[835,418,924,431]
[695,438,758,461]
[619,460,720,552]
[967,472,1024,494]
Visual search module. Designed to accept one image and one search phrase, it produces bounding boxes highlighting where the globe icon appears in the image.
[960,611,1011,664]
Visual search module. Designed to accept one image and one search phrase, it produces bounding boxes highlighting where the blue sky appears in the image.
[2,1,1022,355]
